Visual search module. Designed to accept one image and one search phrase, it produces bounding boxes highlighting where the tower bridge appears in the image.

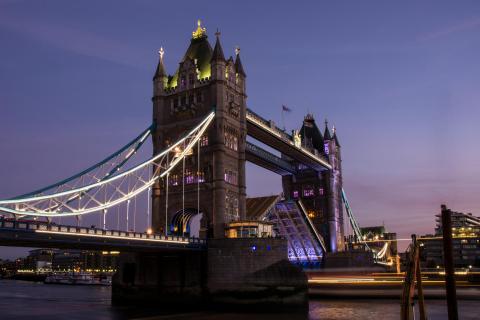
[0,20,386,309]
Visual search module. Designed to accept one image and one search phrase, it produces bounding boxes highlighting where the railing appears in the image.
[245,141,296,174]
[246,109,292,140]
[0,218,205,245]
[246,109,332,170]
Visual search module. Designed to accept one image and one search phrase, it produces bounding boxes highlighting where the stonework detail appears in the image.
[151,26,247,239]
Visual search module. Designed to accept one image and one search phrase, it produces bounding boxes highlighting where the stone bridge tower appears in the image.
[282,116,344,252]
[151,21,247,238]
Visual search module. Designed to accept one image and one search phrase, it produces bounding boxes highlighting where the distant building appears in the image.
[23,249,54,273]
[51,250,119,273]
[344,225,399,270]
[419,208,480,268]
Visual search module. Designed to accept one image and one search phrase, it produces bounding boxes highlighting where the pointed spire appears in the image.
[211,29,225,62]
[332,125,341,147]
[153,47,167,80]
[234,46,246,77]
[323,119,331,140]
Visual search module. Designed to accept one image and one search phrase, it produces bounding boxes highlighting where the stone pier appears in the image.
[112,238,307,311]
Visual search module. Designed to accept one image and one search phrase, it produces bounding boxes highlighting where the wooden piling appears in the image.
[441,204,458,320]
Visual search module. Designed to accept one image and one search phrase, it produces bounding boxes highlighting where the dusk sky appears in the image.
[1,1,480,258]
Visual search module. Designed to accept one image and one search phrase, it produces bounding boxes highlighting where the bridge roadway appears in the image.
[245,141,297,175]
[0,218,205,252]
[245,109,332,172]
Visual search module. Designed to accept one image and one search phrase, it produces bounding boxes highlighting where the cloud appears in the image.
[0,12,149,69]
[418,17,480,42]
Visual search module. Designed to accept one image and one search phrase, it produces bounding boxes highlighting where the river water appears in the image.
[0,280,478,319]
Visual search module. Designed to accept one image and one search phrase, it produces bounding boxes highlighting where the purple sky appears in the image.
[1,1,480,259]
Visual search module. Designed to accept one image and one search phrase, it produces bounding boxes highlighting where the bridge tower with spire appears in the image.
[282,115,345,252]
[151,20,247,238]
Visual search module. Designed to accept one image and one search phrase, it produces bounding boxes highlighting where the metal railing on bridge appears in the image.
[245,141,297,175]
[246,108,332,170]
[0,217,205,245]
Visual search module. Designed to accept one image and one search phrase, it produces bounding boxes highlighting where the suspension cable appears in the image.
[182,140,185,237]
[147,186,151,232]
[117,204,120,230]
[197,139,200,228]
[133,195,137,232]
[165,153,169,236]
[0,112,215,221]
[103,209,106,230]
[126,199,130,231]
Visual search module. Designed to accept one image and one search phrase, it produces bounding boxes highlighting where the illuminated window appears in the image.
[225,191,239,221]
[185,169,195,184]
[197,170,205,183]
[298,164,308,170]
[303,186,314,197]
[318,188,324,196]
[224,131,238,151]
[200,135,208,147]
[324,143,329,155]
[169,174,179,186]
[293,191,299,198]
[224,169,238,185]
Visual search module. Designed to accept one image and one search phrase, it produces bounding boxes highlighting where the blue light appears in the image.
[251,245,257,252]
[266,245,271,251]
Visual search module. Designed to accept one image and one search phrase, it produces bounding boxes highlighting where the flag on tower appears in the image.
[282,105,291,112]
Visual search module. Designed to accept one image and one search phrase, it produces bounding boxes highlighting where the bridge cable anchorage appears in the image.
[0,112,215,224]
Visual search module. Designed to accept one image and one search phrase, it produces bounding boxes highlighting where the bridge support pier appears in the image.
[112,250,207,309]
[112,238,308,311]
[207,238,308,309]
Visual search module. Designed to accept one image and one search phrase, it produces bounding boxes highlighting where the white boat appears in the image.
[44,272,112,286]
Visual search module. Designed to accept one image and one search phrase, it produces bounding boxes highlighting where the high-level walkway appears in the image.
[246,109,332,171]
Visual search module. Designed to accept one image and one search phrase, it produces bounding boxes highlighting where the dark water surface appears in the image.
[0,280,478,319]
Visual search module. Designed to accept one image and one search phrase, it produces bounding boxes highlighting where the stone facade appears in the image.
[151,22,344,252]
[151,23,247,238]
[282,116,344,252]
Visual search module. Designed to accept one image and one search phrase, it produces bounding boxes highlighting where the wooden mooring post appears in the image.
[441,204,458,320]
[400,234,427,320]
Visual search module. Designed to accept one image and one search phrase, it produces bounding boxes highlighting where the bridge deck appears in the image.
[0,219,205,252]
[246,109,331,171]
[245,141,297,175]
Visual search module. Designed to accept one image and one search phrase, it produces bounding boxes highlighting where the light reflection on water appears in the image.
[0,280,478,320]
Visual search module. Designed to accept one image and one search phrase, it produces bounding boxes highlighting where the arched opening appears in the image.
[170,208,203,238]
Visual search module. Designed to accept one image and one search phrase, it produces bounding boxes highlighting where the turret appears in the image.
[210,30,226,81]
[234,47,246,92]
[153,47,168,96]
